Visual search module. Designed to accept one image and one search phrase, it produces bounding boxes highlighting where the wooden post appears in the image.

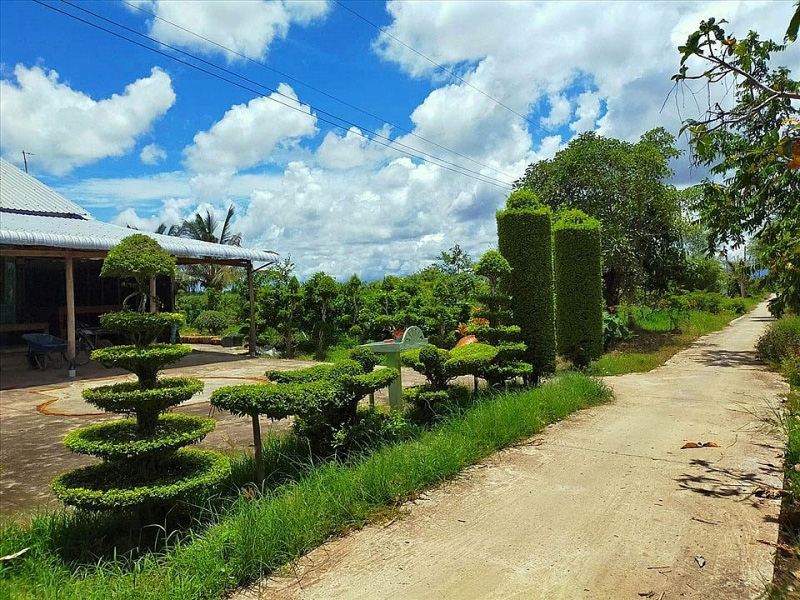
[149,276,157,313]
[247,261,256,357]
[65,257,76,365]
[251,414,264,482]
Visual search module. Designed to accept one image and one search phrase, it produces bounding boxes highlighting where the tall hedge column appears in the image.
[553,210,603,367]
[496,190,555,380]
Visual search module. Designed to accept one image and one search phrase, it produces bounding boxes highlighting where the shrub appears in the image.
[756,315,800,366]
[348,346,378,373]
[721,297,748,314]
[100,234,175,311]
[91,344,192,389]
[100,311,184,347]
[194,310,229,335]
[53,238,228,513]
[403,386,451,414]
[602,310,631,350]
[553,210,603,367]
[331,409,415,454]
[82,377,203,425]
[52,449,230,511]
[497,198,555,379]
[63,413,216,461]
[213,360,399,474]
[783,352,800,388]
[402,345,451,390]
[505,189,541,210]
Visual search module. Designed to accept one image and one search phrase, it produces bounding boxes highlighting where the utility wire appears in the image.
[334,0,557,139]
[56,0,512,188]
[33,0,514,190]
[121,0,517,181]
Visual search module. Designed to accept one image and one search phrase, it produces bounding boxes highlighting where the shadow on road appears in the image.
[675,458,780,501]
[696,349,763,368]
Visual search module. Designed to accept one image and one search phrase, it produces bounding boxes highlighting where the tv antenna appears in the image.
[22,151,34,173]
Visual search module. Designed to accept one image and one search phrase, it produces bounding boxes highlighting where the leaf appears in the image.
[786,1,800,42]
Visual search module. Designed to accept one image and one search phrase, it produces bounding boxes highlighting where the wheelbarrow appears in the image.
[21,333,68,370]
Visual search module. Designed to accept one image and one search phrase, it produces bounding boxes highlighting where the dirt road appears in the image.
[243,302,788,600]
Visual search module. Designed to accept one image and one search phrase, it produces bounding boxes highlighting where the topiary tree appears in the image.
[468,251,532,386]
[212,350,398,477]
[401,342,498,415]
[553,210,604,368]
[497,191,556,381]
[52,236,230,512]
[102,234,175,312]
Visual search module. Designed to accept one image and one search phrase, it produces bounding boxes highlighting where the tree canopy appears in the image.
[673,12,800,314]
[514,128,685,304]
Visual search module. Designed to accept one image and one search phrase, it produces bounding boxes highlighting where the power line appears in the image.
[57,0,512,189]
[333,0,557,139]
[32,0,514,190]
[121,0,517,181]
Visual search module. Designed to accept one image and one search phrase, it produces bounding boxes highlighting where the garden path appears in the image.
[242,302,788,600]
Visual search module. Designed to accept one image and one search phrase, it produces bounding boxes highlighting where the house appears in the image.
[0,158,273,360]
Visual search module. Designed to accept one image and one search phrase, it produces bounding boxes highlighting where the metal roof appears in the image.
[0,159,90,218]
[0,159,275,264]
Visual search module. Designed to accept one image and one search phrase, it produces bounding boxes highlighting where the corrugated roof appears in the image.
[0,159,275,264]
[0,159,90,218]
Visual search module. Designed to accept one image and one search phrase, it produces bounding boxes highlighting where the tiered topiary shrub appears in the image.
[401,342,498,414]
[211,348,398,478]
[468,250,532,386]
[52,235,230,512]
[553,209,604,367]
[496,189,556,381]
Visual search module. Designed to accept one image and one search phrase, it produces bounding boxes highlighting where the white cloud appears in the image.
[91,1,798,280]
[0,65,175,176]
[134,0,329,61]
[140,143,167,165]
[316,126,394,170]
[542,95,571,128]
[183,83,317,174]
[570,91,602,133]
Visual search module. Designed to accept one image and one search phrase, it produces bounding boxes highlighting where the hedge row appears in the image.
[553,210,603,366]
[496,191,555,379]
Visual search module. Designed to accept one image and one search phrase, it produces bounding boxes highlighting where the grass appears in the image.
[589,299,761,376]
[756,315,800,599]
[0,373,611,600]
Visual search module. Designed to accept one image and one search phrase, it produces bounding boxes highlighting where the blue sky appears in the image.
[1,1,796,280]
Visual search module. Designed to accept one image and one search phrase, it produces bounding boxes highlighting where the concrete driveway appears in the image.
[244,302,787,600]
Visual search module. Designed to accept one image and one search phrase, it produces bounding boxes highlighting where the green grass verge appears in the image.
[0,373,610,600]
[589,300,761,376]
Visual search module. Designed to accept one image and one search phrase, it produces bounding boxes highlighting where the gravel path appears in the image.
[241,302,788,600]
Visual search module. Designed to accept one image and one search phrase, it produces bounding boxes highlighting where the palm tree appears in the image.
[178,205,254,290]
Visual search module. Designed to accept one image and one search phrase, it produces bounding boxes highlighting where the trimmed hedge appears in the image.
[266,360,362,384]
[63,414,215,461]
[497,199,556,379]
[91,344,192,388]
[82,377,203,417]
[445,343,498,375]
[52,448,230,511]
[553,210,603,366]
[100,311,183,347]
[401,343,497,390]
[210,381,333,419]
